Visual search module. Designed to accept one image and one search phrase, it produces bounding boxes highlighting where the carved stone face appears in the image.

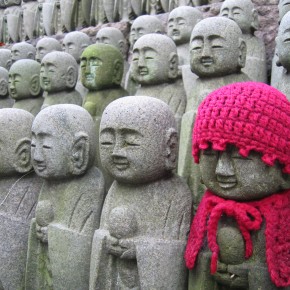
[220,0,254,35]
[11,43,36,63]
[167,7,202,45]
[8,68,29,100]
[199,146,285,201]
[190,17,243,78]
[36,38,61,63]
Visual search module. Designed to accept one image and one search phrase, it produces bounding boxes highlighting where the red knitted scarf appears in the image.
[185,189,290,287]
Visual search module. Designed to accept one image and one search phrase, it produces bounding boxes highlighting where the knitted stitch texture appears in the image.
[184,189,290,288]
[192,82,290,173]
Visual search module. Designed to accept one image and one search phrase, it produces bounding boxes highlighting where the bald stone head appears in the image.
[220,0,259,35]
[190,16,246,78]
[278,0,290,22]
[9,59,42,100]
[62,31,91,63]
[0,67,9,98]
[36,37,62,62]
[11,42,36,63]
[129,15,165,49]
[0,49,12,70]
[80,43,124,91]
[0,108,34,176]
[40,51,78,93]
[96,27,127,57]
[167,6,203,45]
[131,33,179,85]
[31,104,97,180]
[100,96,178,184]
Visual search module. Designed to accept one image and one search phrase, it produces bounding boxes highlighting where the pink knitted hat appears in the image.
[192,82,290,174]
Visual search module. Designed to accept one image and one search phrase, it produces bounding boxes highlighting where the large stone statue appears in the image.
[219,0,267,83]
[0,67,13,108]
[0,49,11,70]
[35,37,61,62]
[25,104,105,290]
[178,16,250,210]
[40,51,82,109]
[9,59,43,115]
[185,82,290,290]
[131,33,186,131]
[11,42,36,64]
[62,31,91,98]
[273,10,290,101]
[0,109,42,290]
[90,96,192,290]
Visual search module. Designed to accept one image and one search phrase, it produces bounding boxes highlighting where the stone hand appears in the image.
[35,223,48,243]
[119,238,136,259]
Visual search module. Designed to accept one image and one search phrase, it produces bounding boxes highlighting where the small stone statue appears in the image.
[25,104,105,290]
[42,0,60,36]
[131,33,186,131]
[273,10,290,101]
[90,96,192,290]
[178,17,250,209]
[11,41,36,64]
[0,108,42,290]
[219,0,267,83]
[40,51,82,109]
[35,37,61,62]
[185,82,290,290]
[9,59,43,115]
[167,6,203,66]
[0,67,13,108]
[0,49,11,70]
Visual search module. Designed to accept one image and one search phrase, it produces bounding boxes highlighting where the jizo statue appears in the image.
[10,42,36,64]
[0,49,12,70]
[35,37,62,63]
[0,67,13,108]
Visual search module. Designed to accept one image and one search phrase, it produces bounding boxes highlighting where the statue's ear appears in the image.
[66,66,77,88]
[71,132,90,176]
[112,59,123,85]
[29,74,41,96]
[164,128,178,170]
[6,59,11,70]
[251,9,259,32]
[168,52,178,79]
[118,40,125,56]
[14,138,32,174]
[0,79,8,96]
[238,38,247,69]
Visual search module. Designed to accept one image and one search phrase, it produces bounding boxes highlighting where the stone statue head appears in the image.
[167,6,203,45]
[220,0,259,35]
[129,15,165,49]
[0,0,6,8]
[96,27,127,58]
[190,17,246,78]
[31,104,97,180]
[3,0,21,6]
[193,82,290,201]
[40,51,78,93]
[9,59,42,100]
[0,49,12,70]
[0,67,8,98]
[62,31,91,64]
[278,0,290,23]
[11,42,36,64]
[0,108,34,176]
[276,11,290,71]
[80,43,123,91]
[100,96,178,184]
[130,34,179,85]
[36,37,62,63]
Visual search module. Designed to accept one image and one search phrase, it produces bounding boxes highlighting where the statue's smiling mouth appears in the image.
[172,31,180,36]
[217,177,237,189]
[201,58,214,66]
[139,68,148,75]
[35,164,46,172]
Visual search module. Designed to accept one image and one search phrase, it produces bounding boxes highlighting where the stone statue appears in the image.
[0,108,42,290]
[167,6,203,66]
[131,33,186,131]
[185,82,290,290]
[90,96,192,290]
[219,0,267,83]
[0,67,13,108]
[96,27,129,87]
[35,37,61,62]
[0,0,6,42]
[62,31,91,98]
[21,0,41,40]
[25,104,105,289]
[178,16,250,210]
[11,42,36,64]
[3,0,22,43]
[273,10,290,101]
[0,49,11,70]
[42,0,61,36]
[9,59,43,115]
[40,51,82,109]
